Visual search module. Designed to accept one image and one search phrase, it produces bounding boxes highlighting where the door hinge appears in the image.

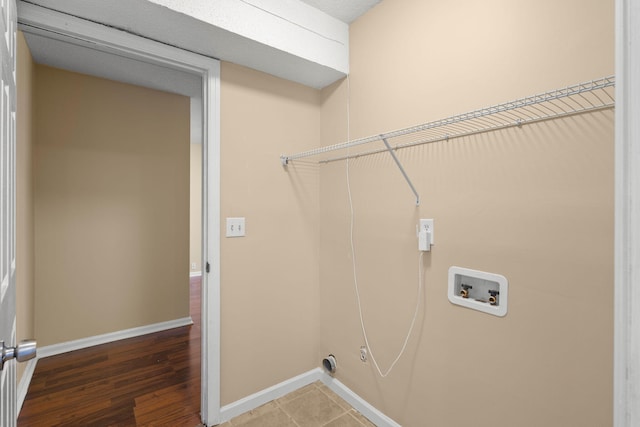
[206,262,210,273]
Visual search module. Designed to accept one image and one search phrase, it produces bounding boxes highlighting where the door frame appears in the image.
[1,0,18,424]
[17,4,222,425]
[614,0,640,425]
[16,2,640,427]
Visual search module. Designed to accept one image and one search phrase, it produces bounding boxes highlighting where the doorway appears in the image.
[18,4,221,425]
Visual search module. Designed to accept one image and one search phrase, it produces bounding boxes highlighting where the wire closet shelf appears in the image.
[280,75,615,167]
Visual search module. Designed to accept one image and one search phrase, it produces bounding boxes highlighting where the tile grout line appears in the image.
[224,381,370,427]
[321,410,358,427]
[274,389,302,426]
[348,409,371,427]
[316,383,367,426]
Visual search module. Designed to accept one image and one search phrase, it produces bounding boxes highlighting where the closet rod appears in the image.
[279,76,615,166]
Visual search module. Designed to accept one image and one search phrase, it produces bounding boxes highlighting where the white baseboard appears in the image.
[220,369,323,422]
[320,372,401,427]
[18,317,193,417]
[190,271,202,278]
[17,358,38,412]
[219,368,400,427]
[24,326,400,427]
[37,317,193,359]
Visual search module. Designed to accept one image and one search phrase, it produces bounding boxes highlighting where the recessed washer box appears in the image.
[448,266,508,317]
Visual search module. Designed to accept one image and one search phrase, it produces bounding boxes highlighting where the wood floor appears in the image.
[18,276,202,427]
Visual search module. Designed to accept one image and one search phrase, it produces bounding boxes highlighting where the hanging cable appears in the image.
[346,75,425,378]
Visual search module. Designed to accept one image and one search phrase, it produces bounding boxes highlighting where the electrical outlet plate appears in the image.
[360,346,367,362]
[419,219,434,244]
[226,217,245,237]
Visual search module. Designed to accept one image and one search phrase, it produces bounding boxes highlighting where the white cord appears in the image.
[345,75,425,378]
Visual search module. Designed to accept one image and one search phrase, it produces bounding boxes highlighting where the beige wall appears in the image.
[190,143,202,273]
[33,65,190,346]
[15,2,616,423]
[220,62,321,404]
[319,1,614,426]
[16,31,35,382]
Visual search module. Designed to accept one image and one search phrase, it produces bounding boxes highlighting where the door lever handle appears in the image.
[1,339,37,370]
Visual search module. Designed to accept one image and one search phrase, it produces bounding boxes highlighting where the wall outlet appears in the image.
[191,262,197,270]
[360,346,367,362]
[419,219,434,244]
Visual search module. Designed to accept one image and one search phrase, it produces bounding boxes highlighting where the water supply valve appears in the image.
[460,284,473,298]
[488,290,499,306]
[448,267,508,317]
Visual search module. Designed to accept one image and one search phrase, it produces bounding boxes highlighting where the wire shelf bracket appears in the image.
[280,75,615,205]
[381,137,420,206]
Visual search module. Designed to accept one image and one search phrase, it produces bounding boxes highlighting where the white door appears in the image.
[0,0,18,424]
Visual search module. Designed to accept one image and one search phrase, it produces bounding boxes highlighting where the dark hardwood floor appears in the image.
[18,276,202,427]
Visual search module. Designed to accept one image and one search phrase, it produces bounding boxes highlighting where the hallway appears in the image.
[18,277,202,426]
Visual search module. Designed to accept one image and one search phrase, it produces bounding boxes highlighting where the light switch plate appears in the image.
[226,217,245,237]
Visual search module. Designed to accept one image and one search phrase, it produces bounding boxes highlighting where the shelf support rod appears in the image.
[381,137,420,206]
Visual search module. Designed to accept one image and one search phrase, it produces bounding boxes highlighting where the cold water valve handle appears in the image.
[488,290,500,306]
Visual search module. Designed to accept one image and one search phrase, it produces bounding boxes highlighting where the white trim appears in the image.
[615,0,640,426]
[17,357,37,413]
[219,368,400,427]
[18,4,222,425]
[190,271,202,278]
[202,46,222,427]
[37,317,193,359]
[220,369,322,422]
[137,0,349,74]
[38,317,193,359]
[320,373,401,427]
[0,275,8,302]
[17,317,193,417]
[18,3,210,75]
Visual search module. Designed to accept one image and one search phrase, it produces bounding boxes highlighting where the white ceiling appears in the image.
[19,0,382,96]
[299,0,381,23]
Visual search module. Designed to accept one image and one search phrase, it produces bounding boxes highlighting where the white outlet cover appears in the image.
[419,219,434,244]
[360,346,367,362]
[226,217,246,237]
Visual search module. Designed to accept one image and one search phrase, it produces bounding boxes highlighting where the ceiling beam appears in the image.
[20,0,349,88]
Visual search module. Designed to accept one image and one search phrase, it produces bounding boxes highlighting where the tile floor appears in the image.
[217,381,377,427]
